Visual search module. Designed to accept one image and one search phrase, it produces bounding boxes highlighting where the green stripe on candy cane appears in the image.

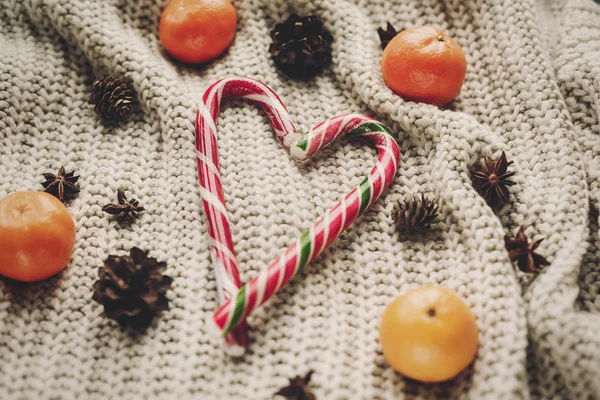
[296,135,309,151]
[227,286,247,334]
[358,178,373,216]
[299,231,312,269]
[349,121,396,138]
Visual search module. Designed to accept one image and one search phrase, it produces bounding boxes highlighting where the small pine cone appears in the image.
[394,195,439,234]
[89,76,136,121]
[92,247,173,329]
[269,14,333,79]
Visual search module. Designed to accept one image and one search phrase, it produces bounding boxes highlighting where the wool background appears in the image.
[1,0,599,398]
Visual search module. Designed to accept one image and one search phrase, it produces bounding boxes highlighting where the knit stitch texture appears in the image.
[1,0,599,399]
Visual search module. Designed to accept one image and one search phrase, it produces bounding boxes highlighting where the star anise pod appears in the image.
[102,189,145,223]
[394,194,439,234]
[41,165,80,202]
[472,152,516,209]
[275,370,316,400]
[377,22,399,49]
[504,227,550,273]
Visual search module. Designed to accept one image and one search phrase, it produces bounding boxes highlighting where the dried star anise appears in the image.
[275,370,316,400]
[102,189,145,223]
[504,227,550,273]
[472,152,516,209]
[378,22,399,49]
[41,166,80,202]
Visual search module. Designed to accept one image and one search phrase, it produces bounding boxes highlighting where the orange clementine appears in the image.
[0,191,76,282]
[381,26,467,107]
[379,285,478,382]
[159,0,237,64]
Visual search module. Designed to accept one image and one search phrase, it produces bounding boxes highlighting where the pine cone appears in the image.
[394,195,439,234]
[92,247,173,329]
[89,76,136,121]
[269,14,333,79]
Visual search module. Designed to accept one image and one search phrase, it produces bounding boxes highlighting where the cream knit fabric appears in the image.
[1,0,599,398]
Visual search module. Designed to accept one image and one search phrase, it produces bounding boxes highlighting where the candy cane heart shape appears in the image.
[196,77,400,343]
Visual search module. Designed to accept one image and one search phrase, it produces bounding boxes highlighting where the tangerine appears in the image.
[381,26,467,107]
[379,285,478,382]
[0,191,76,282]
[159,0,237,64]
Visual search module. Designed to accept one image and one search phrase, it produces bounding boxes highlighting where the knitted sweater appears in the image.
[1,0,599,398]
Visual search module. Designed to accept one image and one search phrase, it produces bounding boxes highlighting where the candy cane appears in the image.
[196,77,400,343]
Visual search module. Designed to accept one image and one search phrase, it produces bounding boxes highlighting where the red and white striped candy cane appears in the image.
[196,77,400,345]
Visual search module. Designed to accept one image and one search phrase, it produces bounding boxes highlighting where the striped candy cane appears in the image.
[196,77,400,343]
